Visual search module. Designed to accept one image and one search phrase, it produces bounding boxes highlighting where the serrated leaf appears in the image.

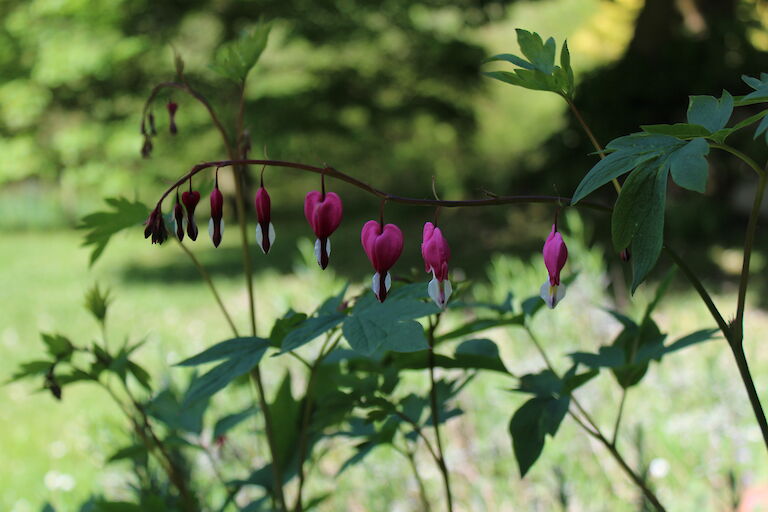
[687,91,733,133]
[78,197,150,266]
[7,360,53,383]
[41,333,74,360]
[560,40,574,98]
[669,138,709,192]
[515,29,555,74]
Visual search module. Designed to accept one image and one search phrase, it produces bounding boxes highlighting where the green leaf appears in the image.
[434,315,523,342]
[342,295,437,355]
[8,360,53,383]
[84,284,111,323]
[611,164,661,251]
[210,21,271,83]
[127,361,151,390]
[483,53,534,70]
[454,338,508,373]
[515,29,555,74]
[270,373,301,471]
[107,444,148,464]
[78,197,150,266]
[641,123,711,138]
[509,396,569,477]
[280,312,345,353]
[146,387,208,434]
[516,369,563,396]
[560,40,574,97]
[742,74,768,102]
[181,339,269,406]
[669,138,709,193]
[213,407,258,439]
[629,168,669,292]
[41,333,74,360]
[687,91,733,133]
[269,310,308,348]
[572,134,682,204]
[755,112,768,144]
[177,337,268,366]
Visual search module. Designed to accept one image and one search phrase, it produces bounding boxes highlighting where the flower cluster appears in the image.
[140,101,179,158]
[146,171,570,309]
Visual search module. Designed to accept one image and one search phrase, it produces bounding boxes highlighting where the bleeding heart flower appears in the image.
[361,221,404,302]
[144,206,168,245]
[304,191,343,269]
[421,222,452,308]
[540,224,568,309]
[254,186,275,254]
[173,191,184,241]
[182,188,200,241]
[209,176,224,248]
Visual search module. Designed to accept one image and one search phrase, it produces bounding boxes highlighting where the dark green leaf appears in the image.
[182,340,269,406]
[516,369,562,396]
[687,91,733,133]
[483,53,534,70]
[560,40,574,97]
[515,29,555,74]
[107,444,148,463]
[572,149,658,204]
[669,138,709,193]
[755,112,768,144]
[611,164,661,251]
[8,360,53,383]
[269,310,308,348]
[270,373,301,471]
[569,346,626,369]
[641,123,711,138]
[629,167,669,292]
[84,284,110,323]
[78,197,150,266]
[562,368,598,393]
[435,315,523,342]
[177,337,268,366]
[41,333,74,360]
[213,407,258,439]
[509,396,569,477]
[454,338,508,373]
[280,312,345,353]
[127,361,151,390]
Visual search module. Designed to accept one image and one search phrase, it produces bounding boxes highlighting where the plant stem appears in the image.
[522,327,666,511]
[153,159,611,214]
[729,342,768,450]
[395,443,433,512]
[175,239,240,337]
[231,81,287,511]
[710,143,765,177]
[427,315,454,512]
[611,390,627,446]
[295,334,342,512]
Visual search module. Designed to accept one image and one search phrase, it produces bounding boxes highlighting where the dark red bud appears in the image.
[182,190,200,241]
[174,193,185,241]
[141,136,153,158]
[149,112,157,136]
[144,207,168,245]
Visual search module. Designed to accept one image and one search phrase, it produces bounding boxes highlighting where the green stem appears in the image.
[611,389,627,446]
[710,143,765,177]
[427,315,454,512]
[729,342,768,451]
[175,239,240,337]
[523,327,666,512]
[395,443,433,512]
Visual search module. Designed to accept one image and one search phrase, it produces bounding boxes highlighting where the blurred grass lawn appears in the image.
[2,213,768,511]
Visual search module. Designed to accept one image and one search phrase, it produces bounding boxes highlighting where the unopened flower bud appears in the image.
[254,186,275,254]
[182,188,201,241]
[361,221,404,302]
[421,222,452,308]
[173,191,185,241]
[144,206,168,245]
[167,101,178,135]
[540,224,568,309]
[209,176,224,247]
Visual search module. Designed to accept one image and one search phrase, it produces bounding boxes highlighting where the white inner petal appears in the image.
[384,272,391,292]
[325,237,331,256]
[372,272,381,297]
[428,277,442,308]
[314,238,322,266]
[208,218,214,240]
[256,223,263,246]
[268,222,276,245]
[539,280,566,309]
[443,279,453,305]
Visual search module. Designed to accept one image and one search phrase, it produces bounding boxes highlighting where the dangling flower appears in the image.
[254,186,275,254]
[421,222,452,308]
[173,191,185,241]
[209,174,224,248]
[540,224,568,309]
[361,221,404,302]
[144,206,168,245]
[304,190,343,269]
[181,187,200,241]
[167,101,178,135]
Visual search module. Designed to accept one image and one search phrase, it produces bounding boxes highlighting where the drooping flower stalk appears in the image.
[361,220,404,302]
[421,222,452,308]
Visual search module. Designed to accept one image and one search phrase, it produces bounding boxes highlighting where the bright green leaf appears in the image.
[78,197,149,266]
